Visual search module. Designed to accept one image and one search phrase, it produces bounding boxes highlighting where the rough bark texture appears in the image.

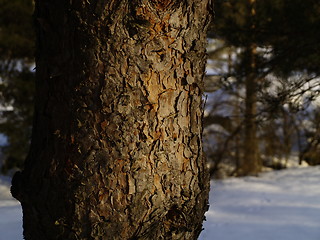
[11,0,212,239]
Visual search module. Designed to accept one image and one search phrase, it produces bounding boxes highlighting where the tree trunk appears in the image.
[238,0,261,176]
[11,1,212,239]
[239,44,262,176]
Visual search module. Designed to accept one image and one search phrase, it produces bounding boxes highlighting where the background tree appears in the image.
[208,0,265,175]
[0,0,35,174]
[205,0,320,177]
[11,0,212,239]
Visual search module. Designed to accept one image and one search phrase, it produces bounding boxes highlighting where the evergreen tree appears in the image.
[205,0,320,176]
[0,0,35,173]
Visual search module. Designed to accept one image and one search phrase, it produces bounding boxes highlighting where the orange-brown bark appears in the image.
[12,0,212,239]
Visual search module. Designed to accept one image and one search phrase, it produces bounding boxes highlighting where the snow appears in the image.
[200,165,320,240]
[0,175,23,240]
[0,166,319,240]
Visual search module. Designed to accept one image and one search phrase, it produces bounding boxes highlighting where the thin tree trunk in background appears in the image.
[239,0,261,175]
[242,44,261,175]
[281,108,293,166]
[11,1,212,239]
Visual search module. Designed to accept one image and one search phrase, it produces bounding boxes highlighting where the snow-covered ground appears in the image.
[0,166,319,240]
[200,165,320,240]
[0,175,22,240]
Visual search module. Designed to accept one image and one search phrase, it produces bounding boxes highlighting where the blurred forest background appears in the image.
[0,0,320,178]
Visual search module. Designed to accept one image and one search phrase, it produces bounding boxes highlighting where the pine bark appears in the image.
[11,0,212,239]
